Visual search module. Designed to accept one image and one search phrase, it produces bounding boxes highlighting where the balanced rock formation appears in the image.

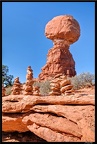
[33,86,40,96]
[2,85,6,96]
[23,66,34,95]
[2,93,95,142]
[11,77,21,95]
[38,15,80,80]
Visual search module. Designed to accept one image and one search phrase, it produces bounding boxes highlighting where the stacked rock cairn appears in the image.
[49,74,74,96]
[49,77,61,96]
[60,75,74,95]
[11,77,22,95]
[2,84,6,96]
[33,86,40,96]
[23,66,34,95]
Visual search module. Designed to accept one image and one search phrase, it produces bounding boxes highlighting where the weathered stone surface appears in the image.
[61,85,73,93]
[49,91,61,96]
[2,113,28,132]
[49,79,61,95]
[33,86,40,96]
[49,76,76,96]
[11,77,22,95]
[31,105,94,125]
[2,93,95,142]
[38,15,80,80]
[23,66,34,95]
[22,113,82,138]
[78,118,94,142]
[27,123,80,142]
[2,95,95,113]
[60,79,71,87]
[45,15,80,44]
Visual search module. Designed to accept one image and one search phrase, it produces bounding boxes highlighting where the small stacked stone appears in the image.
[23,66,34,95]
[33,86,40,96]
[11,77,21,95]
[49,79,61,96]
[60,76,74,95]
[2,85,6,96]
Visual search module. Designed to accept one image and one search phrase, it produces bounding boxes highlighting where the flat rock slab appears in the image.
[31,105,94,124]
[27,123,80,142]
[22,113,82,138]
[2,95,94,113]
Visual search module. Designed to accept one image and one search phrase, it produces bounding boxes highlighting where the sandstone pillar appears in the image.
[38,15,80,81]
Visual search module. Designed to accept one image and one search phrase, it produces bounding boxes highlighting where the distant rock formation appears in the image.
[38,15,80,80]
[11,77,22,95]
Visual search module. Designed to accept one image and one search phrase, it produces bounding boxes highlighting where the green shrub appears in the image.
[33,80,51,95]
[5,86,12,95]
[70,72,95,90]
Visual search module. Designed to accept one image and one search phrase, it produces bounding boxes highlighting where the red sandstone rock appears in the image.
[27,123,80,142]
[2,95,95,113]
[49,79,61,96]
[11,77,21,95]
[23,66,34,95]
[60,79,71,87]
[45,15,80,43]
[2,113,28,132]
[23,113,82,138]
[61,85,73,93]
[49,76,74,96]
[31,105,94,125]
[33,86,40,96]
[38,15,80,80]
[2,94,95,142]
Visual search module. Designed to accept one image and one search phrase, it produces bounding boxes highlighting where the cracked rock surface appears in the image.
[2,91,95,142]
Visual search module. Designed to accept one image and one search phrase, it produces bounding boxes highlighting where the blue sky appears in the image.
[2,2,95,83]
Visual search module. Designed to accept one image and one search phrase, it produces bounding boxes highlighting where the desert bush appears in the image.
[5,86,12,95]
[70,72,95,90]
[33,80,51,95]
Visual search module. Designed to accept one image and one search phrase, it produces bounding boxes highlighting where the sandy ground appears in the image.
[74,86,95,95]
[2,86,95,142]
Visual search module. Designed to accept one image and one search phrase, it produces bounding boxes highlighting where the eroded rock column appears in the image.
[38,15,80,81]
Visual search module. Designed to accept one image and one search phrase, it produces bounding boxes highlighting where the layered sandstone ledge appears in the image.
[2,94,95,142]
